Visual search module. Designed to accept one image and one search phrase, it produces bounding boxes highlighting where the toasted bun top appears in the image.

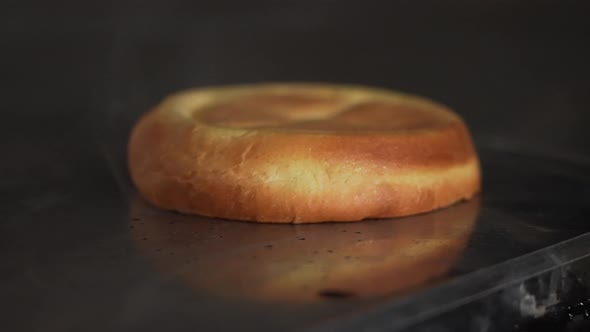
[143,83,476,169]
[191,84,458,133]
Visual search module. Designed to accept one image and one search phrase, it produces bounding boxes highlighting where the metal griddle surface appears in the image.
[3,142,590,332]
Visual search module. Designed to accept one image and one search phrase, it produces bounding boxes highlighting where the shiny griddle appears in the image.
[4,143,590,332]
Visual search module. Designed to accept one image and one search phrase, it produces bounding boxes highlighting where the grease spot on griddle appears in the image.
[318,289,356,299]
[264,244,273,249]
[298,237,306,240]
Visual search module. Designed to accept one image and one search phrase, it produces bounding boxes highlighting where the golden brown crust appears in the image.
[128,83,481,223]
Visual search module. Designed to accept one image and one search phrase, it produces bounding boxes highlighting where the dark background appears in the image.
[4,0,590,206]
[5,0,590,148]
[2,1,590,331]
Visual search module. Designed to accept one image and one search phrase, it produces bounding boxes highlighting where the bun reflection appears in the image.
[130,197,479,301]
